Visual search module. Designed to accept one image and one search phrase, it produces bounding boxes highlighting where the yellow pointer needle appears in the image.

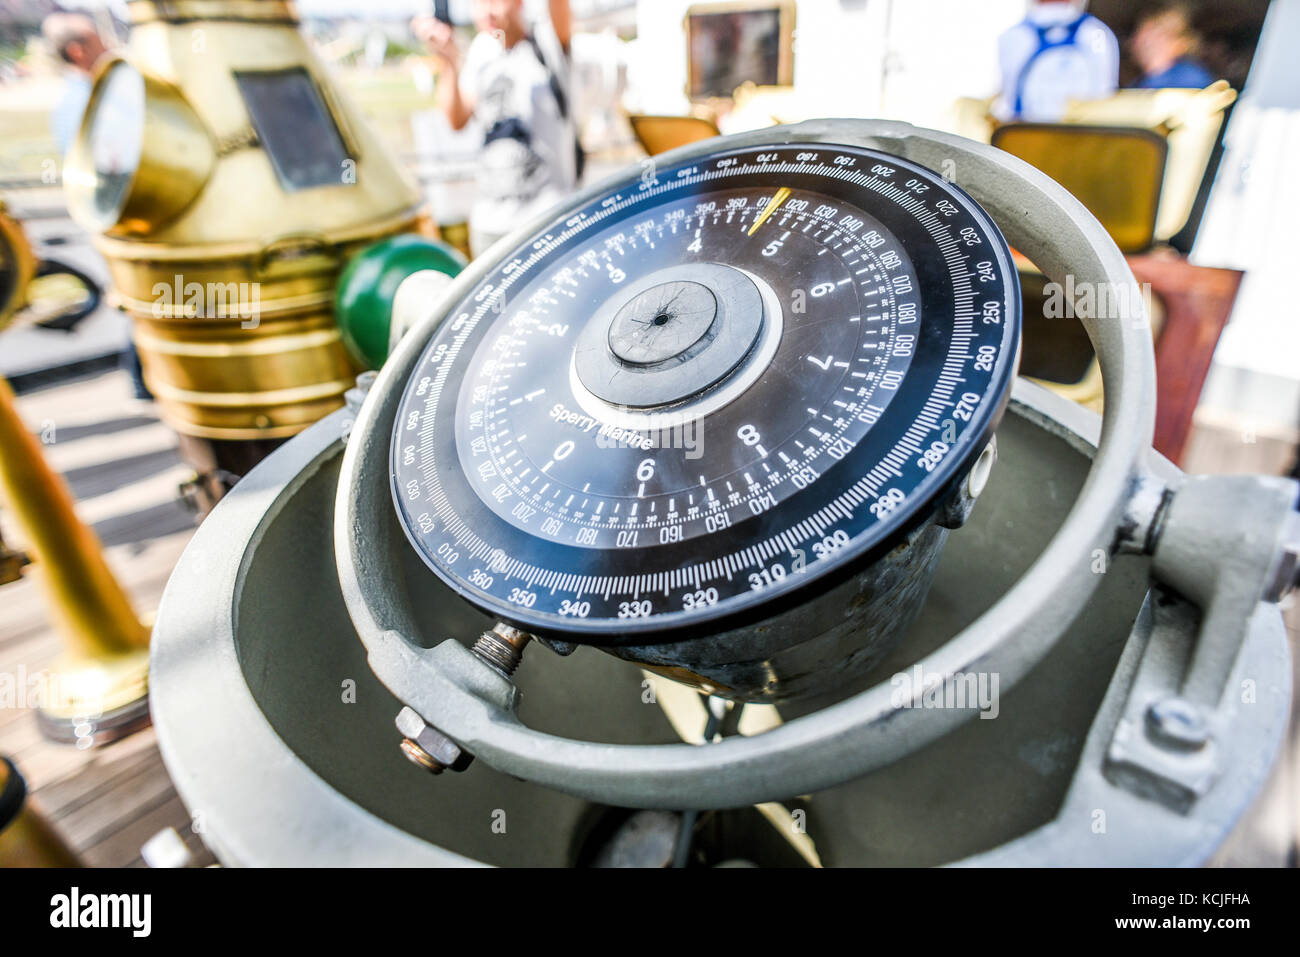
[747,187,791,236]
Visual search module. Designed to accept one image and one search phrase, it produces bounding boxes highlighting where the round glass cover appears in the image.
[82,61,146,228]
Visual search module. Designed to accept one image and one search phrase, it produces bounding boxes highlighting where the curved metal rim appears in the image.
[335,118,1160,808]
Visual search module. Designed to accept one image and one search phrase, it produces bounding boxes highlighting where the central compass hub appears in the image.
[574,262,765,408]
[606,279,717,366]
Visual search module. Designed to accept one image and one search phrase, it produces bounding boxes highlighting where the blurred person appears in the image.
[413,0,578,257]
[42,13,108,155]
[994,0,1119,122]
[1130,2,1215,89]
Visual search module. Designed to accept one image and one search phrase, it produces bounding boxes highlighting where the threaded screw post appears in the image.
[471,623,532,677]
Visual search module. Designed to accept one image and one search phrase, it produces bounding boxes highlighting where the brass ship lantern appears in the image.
[63,0,431,507]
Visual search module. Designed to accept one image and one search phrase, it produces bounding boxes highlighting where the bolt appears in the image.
[1146,696,1211,751]
[344,371,378,415]
[395,624,532,773]
[472,622,532,677]
[395,706,473,775]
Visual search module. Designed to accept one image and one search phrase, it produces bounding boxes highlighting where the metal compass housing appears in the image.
[388,139,1019,701]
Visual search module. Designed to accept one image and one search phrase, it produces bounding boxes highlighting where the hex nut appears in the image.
[395,706,474,773]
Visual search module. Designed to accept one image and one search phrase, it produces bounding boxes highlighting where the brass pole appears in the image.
[0,376,151,744]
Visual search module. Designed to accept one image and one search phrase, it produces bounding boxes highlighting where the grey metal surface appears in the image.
[958,598,1291,866]
[334,119,1174,808]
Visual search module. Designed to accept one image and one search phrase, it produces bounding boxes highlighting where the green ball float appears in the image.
[335,234,466,369]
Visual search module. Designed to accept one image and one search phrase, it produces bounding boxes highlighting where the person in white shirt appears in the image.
[414,0,578,257]
[993,0,1119,122]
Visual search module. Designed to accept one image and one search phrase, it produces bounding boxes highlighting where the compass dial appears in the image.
[391,142,1019,642]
